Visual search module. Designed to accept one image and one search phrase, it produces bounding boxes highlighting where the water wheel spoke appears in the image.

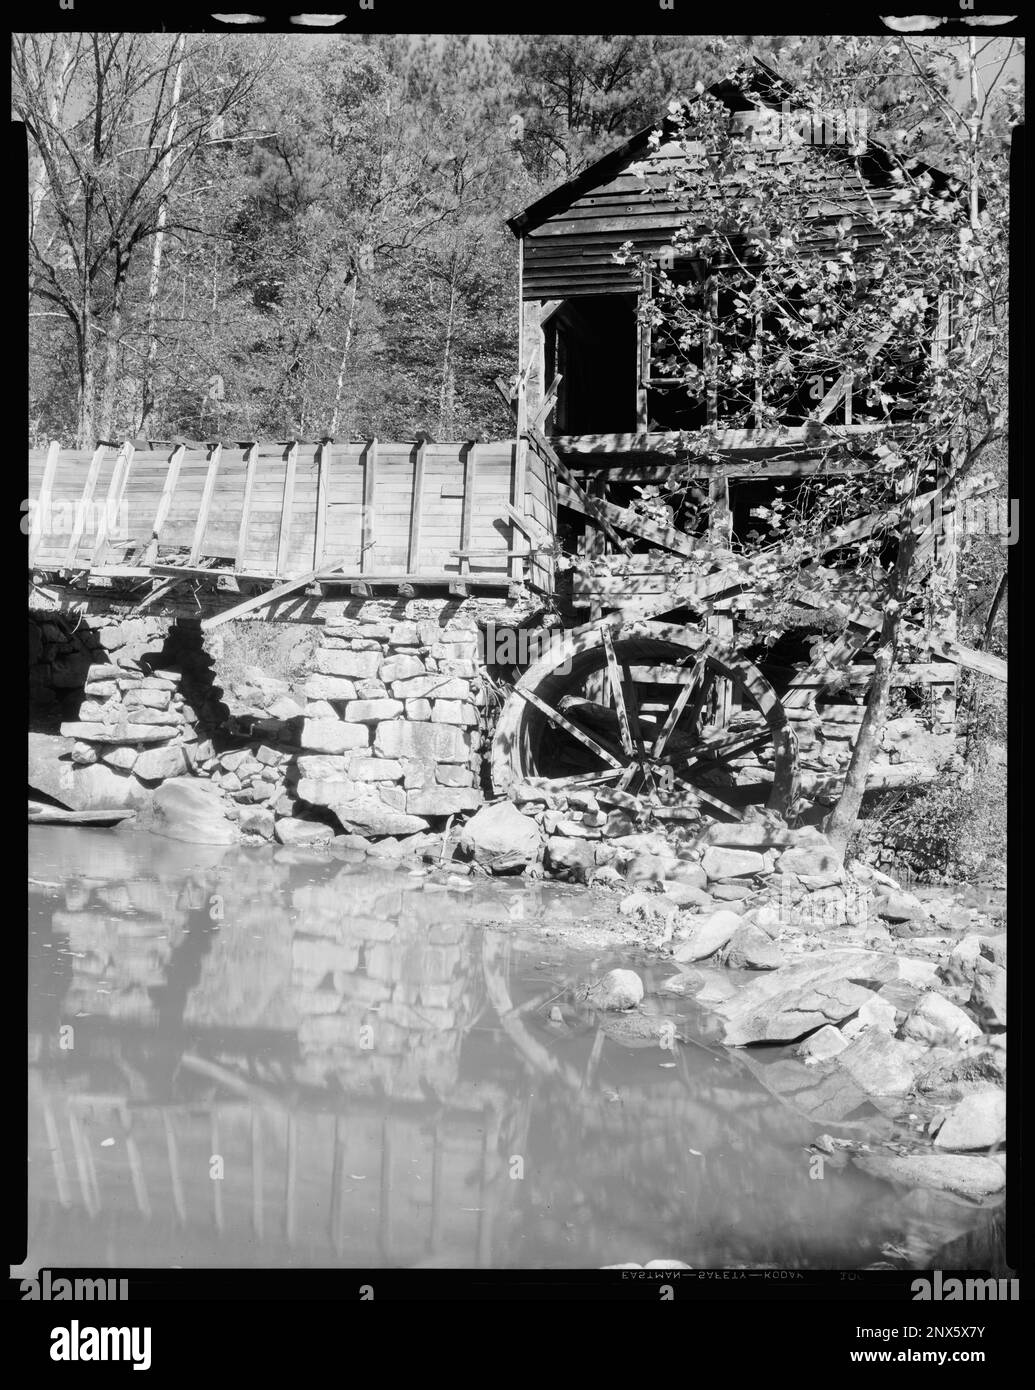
[515,687,625,770]
[601,627,635,757]
[652,653,708,759]
[670,772,747,822]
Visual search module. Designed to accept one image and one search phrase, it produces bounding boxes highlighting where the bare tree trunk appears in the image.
[98,269,125,440]
[76,267,95,448]
[438,272,457,438]
[823,523,918,861]
[140,33,186,435]
[329,276,359,438]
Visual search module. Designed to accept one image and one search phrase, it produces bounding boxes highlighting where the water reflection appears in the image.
[28,828,1002,1271]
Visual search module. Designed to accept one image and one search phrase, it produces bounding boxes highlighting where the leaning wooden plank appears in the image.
[29,441,60,566]
[64,444,106,566]
[29,802,135,826]
[147,444,186,556]
[458,443,477,579]
[407,441,427,572]
[314,439,330,569]
[275,442,298,578]
[200,561,352,631]
[91,439,135,566]
[361,437,378,573]
[235,443,258,572]
[188,442,223,565]
[556,482,697,557]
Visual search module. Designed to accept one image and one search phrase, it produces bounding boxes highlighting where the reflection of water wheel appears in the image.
[491,618,799,823]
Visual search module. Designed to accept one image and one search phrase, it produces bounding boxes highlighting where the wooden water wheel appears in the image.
[490,618,799,823]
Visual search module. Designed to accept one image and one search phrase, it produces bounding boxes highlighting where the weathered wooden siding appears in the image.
[521,142,898,300]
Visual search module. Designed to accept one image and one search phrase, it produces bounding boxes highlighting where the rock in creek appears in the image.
[932,1088,1006,1151]
[274,817,334,847]
[134,777,238,844]
[900,992,982,1047]
[852,1152,1005,1200]
[968,959,1006,1029]
[797,1024,849,1064]
[580,969,644,1012]
[715,949,901,1046]
[673,909,744,963]
[459,801,542,874]
[725,923,783,971]
[834,1027,926,1097]
[543,835,596,884]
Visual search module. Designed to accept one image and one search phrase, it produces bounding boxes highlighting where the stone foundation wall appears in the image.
[29,612,222,811]
[276,598,489,837]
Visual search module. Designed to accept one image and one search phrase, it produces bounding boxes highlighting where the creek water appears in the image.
[27,827,1001,1271]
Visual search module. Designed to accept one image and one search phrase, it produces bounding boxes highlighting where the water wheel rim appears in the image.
[490,618,799,819]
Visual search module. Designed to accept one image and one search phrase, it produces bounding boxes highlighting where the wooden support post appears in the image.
[276,441,298,578]
[361,437,378,573]
[149,444,185,556]
[509,440,526,583]
[459,442,477,579]
[407,440,427,573]
[707,468,733,729]
[314,439,330,570]
[235,443,258,572]
[189,442,222,566]
[637,266,651,432]
[64,443,105,567]
[30,440,60,566]
[92,439,135,568]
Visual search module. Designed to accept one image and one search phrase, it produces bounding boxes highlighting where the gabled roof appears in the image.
[507,58,960,239]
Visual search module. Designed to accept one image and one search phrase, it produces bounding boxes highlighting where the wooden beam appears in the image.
[200,559,352,630]
[29,440,60,566]
[314,439,330,569]
[276,441,298,577]
[556,482,696,557]
[235,443,258,573]
[189,442,222,566]
[361,437,378,573]
[64,443,106,566]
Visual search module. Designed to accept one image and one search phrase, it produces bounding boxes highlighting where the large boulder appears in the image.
[328,795,429,838]
[460,801,542,873]
[715,949,900,1045]
[933,1088,1006,1151]
[136,777,238,844]
[544,836,596,883]
[901,992,982,1047]
[29,734,148,811]
[701,847,765,881]
[834,1027,925,1097]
